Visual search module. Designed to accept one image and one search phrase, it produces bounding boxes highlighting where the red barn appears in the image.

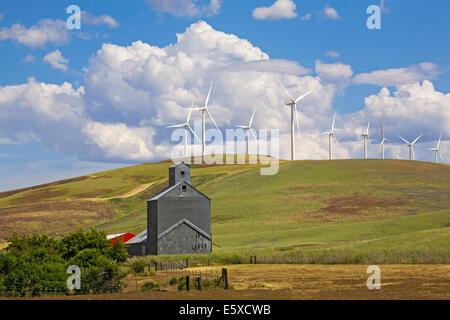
[107,233,135,246]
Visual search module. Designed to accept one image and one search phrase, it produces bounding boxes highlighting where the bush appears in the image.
[81,256,126,294]
[108,240,128,263]
[141,281,159,291]
[130,258,147,274]
[0,230,128,297]
[58,229,110,261]
[69,248,105,268]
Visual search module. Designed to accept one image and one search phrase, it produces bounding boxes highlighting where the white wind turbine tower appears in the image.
[360,120,371,159]
[398,134,423,160]
[279,81,312,161]
[379,120,392,159]
[194,81,220,156]
[166,98,201,158]
[429,134,442,164]
[324,113,338,160]
[235,107,257,155]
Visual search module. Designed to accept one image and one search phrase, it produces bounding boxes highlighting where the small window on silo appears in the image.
[180,171,185,178]
[182,185,187,192]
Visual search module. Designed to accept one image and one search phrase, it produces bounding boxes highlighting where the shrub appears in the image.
[69,248,105,268]
[81,256,126,294]
[141,281,160,291]
[130,258,147,274]
[58,229,110,261]
[108,240,128,263]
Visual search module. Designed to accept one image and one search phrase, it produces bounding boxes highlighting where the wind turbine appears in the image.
[324,113,338,160]
[166,98,201,158]
[194,81,220,156]
[235,107,257,155]
[398,134,423,160]
[361,120,371,159]
[279,81,312,161]
[379,120,392,159]
[429,134,442,164]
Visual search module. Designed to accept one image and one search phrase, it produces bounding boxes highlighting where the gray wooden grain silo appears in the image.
[125,162,211,256]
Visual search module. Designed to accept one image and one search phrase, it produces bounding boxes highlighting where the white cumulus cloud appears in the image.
[0,19,69,48]
[82,12,120,28]
[43,50,69,71]
[147,0,222,17]
[353,63,441,86]
[0,21,448,163]
[253,0,298,20]
[325,50,340,58]
[323,6,340,20]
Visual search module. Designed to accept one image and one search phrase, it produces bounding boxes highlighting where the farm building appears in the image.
[107,233,135,246]
[125,162,211,256]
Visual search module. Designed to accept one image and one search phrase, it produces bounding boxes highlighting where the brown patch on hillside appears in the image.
[293,186,313,191]
[321,195,408,215]
[0,200,111,238]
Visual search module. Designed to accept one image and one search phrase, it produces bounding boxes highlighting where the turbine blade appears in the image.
[250,128,257,141]
[366,119,371,134]
[379,120,384,139]
[188,125,202,143]
[204,81,213,108]
[412,146,416,160]
[398,136,410,144]
[437,150,445,163]
[235,125,247,129]
[295,90,312,103]
[206,108,220,130]
[333,133,339,144]
[412,133,423,145]
[437,133,441,150]
[167,124,185,128]
[331,113,336,131]
[368,138,376,156]
[279,80,295,103]
[186,97,195,123]
[249,107,256,127]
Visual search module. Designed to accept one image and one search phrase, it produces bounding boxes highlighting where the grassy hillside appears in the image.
[0,159,449,258]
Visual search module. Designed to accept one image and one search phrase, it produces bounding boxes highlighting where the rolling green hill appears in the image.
[0,158,449,259]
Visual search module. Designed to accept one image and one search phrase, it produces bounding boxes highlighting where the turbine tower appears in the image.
[324,113,338,160]
[166,98,201,158]
[429,134,442,164]
[379,120,391,159]
[279,81,312,161]
[361,120,371,159]
[235,107,257,155]
[398,134,423,160]
[194,81,220,156]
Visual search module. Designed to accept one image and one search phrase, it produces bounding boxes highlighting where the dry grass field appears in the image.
[12,264,449,300]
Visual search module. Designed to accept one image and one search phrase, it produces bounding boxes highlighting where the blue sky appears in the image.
[0,0,449,191]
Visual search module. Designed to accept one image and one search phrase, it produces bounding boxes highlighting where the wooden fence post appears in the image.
[222,268,228,290]
[186,276,190,291]
[197,276,201,290]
